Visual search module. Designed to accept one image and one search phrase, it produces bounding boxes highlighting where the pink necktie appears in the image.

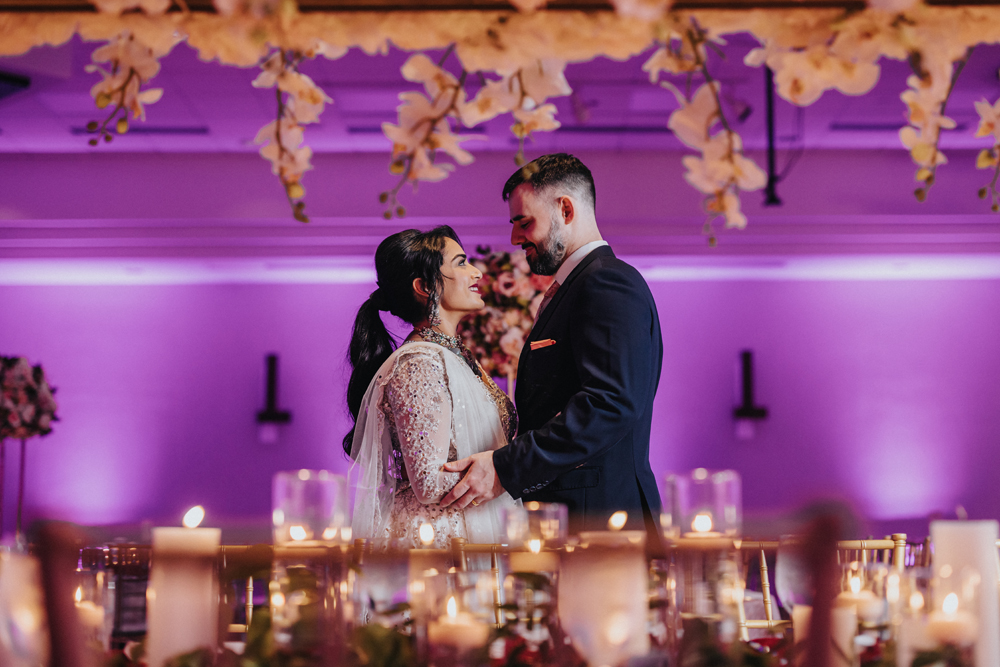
[533,280,560,324]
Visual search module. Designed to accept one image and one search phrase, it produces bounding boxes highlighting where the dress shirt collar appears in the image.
[553,240,608,285]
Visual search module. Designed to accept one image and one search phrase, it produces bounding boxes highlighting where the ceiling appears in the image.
[2,33,1000,155]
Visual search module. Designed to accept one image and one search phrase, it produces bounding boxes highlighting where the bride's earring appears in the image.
[428,292,442,327]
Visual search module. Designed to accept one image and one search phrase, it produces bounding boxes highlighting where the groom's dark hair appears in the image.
[502,153,596,213]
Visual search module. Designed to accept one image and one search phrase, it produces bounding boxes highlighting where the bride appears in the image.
[344,225,519,549]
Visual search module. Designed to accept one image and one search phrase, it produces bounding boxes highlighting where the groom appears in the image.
[441,153,663,540]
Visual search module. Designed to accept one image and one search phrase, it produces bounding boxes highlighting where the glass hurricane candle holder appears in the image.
[837,561,889,627]
[662,469,741,539]
[504,502,566,573]
[558,538,650,667]
[272,469,349,545]
[927,565,979,649]
[425,571,495,667]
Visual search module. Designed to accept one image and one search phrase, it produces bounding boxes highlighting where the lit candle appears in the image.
[683,512,721,538]
[74,585,105,634]
[836,576,884,624]
[427,596,491,650]
[926,593,978,647]
[145,526,221,667]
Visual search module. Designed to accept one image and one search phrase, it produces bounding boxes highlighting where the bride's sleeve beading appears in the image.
[384,350,461,504]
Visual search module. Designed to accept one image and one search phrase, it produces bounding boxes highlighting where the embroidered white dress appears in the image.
[350,341,519,549]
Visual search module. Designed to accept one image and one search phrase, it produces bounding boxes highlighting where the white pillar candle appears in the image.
[427,597,491,650]
[836,590,884,624]
[558,539,649,667]
[792,604,811,642]
[927,608,979,646]
[830,606,858,667]
[145,527,221,667]
[931,520,1000,667]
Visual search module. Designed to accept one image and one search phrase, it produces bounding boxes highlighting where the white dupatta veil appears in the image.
[350,342,517,548]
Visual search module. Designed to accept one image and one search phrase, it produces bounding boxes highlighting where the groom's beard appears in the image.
[526,221,567,276]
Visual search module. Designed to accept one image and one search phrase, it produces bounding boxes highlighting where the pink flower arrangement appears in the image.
[0,357,58,440]
[458,248,554,378]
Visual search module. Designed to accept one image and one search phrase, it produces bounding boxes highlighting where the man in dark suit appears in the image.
[441,153,663,539]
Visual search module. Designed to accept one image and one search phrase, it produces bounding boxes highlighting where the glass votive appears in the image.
[350,550,410,627]
[504,502,566,573]
[836,561,888,627]
[74,567,113,652]
[662,469,741,539]
[426,572,494,667]
[558,541,650,667]
[0,549,50,667]
[927,565,979,648]
[272,469,349,545]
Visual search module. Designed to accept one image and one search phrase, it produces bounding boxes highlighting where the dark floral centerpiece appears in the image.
[0,356,58,542]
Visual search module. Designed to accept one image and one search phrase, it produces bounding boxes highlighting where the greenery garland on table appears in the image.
[457,248,555,381]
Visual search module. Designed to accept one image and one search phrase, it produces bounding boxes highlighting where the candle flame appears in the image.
[419,523,435,546]
[528,539,542,554]
[322,527,338,541]
[75,586,83,603]
[910,591,925,611]
[692,513,713,533]
[608,511,628,531]
[849,576,861,595]
[446,596,457,619]
[289,525,308,541]
[943,592,959,615]
[342,527,352,542]
[271,592,285,607]
[183,505,205,528]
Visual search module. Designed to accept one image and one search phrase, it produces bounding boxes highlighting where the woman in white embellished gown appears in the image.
[344,226,519,549]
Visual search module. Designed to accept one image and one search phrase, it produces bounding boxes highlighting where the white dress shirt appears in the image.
[553,240,609,285]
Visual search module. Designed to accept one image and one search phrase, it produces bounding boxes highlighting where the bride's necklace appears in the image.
[415,327,481,377]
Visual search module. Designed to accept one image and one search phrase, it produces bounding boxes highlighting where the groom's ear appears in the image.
[557,195,575,225]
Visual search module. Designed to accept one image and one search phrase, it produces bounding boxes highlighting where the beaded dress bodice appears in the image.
[375,342,517,549]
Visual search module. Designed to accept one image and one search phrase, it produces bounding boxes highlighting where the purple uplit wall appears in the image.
[2,147,999,540]
[2,277,999,539]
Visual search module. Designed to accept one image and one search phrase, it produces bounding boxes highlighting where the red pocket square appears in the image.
[530,339,556,350]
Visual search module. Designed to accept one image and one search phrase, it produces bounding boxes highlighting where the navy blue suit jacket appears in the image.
[493,246,664,537]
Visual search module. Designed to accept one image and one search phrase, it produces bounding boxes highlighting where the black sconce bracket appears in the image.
[734,350,768,421]
[257,353,291,424]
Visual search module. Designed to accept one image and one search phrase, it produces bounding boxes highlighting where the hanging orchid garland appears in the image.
[379,51,572,218]
[15,0,1000,230]
[647,17,767,244]
[253,48,333,223]
[84,31,170,145]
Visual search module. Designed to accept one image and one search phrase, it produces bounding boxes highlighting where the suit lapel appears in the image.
[529,245,613,339]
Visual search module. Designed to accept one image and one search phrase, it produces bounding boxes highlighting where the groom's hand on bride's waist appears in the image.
[438,452,505,509]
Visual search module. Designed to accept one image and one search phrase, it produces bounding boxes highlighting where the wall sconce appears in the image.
[733,349,767,440]
[257,353,291,444]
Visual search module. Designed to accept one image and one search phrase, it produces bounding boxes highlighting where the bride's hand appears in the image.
[439,452,505,509]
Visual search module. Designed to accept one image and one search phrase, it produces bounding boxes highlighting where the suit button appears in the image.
[523,489,529,494]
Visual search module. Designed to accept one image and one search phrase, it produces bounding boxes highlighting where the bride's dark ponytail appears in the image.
[343,225,461,457]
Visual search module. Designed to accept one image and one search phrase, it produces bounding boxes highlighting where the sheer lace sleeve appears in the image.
[384,349,462,504]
